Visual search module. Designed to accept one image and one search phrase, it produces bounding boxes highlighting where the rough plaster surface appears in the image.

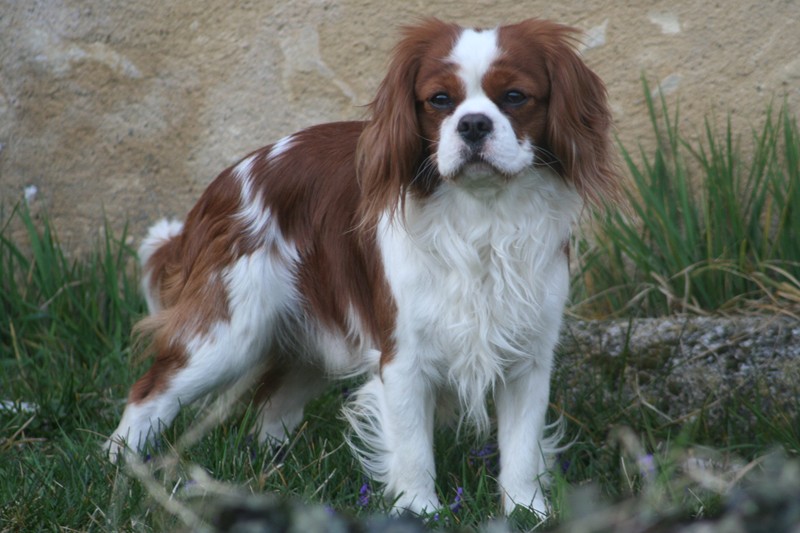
[559,316,800,423]
[1,0,799,252]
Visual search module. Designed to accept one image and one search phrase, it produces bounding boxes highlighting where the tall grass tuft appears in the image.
[0,203,143,447]
[575,78,800,317]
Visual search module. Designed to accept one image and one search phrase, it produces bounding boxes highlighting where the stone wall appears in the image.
[2,0,799,252]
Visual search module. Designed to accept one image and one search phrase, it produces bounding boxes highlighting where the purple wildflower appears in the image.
[637,454,656,479]
[468,443,499,475]
[449,486,464,513]
[358,482,370,507]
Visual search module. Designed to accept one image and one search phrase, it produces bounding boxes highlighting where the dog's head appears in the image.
[357,18,618,224]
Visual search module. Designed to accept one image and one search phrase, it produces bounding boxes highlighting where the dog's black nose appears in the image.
[457,113,493,144]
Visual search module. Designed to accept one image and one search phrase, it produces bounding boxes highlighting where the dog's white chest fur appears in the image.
[377,169,581,431]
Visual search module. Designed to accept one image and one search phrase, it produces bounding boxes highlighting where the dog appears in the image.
[105,18,618,517]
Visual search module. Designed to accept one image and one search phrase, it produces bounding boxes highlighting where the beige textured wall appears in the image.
[2,0,799,252]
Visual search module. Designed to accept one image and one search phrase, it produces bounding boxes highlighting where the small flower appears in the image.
[358,482,370,507]
[637,454,656,479]
[449,486,464,513]
[468,443,499,475]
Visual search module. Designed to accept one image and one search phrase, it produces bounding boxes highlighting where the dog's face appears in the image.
[358,18,617,223]
[416,26,549,182]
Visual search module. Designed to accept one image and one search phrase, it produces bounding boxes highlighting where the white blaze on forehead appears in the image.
[448,28,500,97]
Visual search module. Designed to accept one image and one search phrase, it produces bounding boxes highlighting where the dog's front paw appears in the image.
[102,436,129,464]
[391,493,441,517]
[502,491,549,519]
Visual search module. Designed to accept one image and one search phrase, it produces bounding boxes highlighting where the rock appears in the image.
[551,453,800,533]
[557,316,800,423]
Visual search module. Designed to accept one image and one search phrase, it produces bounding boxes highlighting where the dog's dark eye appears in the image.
[502,90,528,107]
[429,93,454,110]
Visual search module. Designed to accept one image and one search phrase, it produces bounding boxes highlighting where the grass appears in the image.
[574,79,800,317]
[2,93,799,531]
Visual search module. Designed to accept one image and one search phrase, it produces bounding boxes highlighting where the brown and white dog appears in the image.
[106,18,617,517]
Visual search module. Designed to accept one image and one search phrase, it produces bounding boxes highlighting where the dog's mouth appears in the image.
[436,140,522,188]
[465,151,489,165]
[449,150,492,175]
[448,159,515,193]
[462,150,514,176]
[462,159,497,175]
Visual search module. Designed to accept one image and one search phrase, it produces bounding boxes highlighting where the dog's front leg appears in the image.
[495,361,554,518]
[346,358,441,515]
[380,360,440,515]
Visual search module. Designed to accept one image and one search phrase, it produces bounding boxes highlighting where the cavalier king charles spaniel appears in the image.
[106,18,618,517]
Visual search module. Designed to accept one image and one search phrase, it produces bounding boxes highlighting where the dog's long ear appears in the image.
[517,20,620,208]
[357,18,458,228]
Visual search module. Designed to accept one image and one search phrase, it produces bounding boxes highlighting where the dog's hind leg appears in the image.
[105,248,300,461]
[251,361,329,446]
